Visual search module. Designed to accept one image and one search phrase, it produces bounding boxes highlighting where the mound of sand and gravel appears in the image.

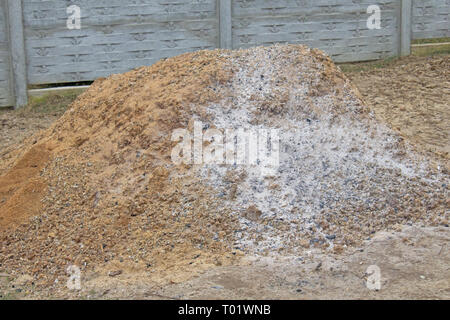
[0,45,448,288]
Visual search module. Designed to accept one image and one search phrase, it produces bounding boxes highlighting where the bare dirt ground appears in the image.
[82,225,450,300]
[0,54,448,300]
[344,55,449,163]
[0,112,56,176]
[0,90,82,176]
[2,224,448,299]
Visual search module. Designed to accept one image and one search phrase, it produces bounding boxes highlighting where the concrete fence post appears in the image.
[400,0,412,56]
[7,0,28,108]
[219,0,232,49]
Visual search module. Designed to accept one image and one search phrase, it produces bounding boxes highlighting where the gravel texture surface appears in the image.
[0,46,448,295]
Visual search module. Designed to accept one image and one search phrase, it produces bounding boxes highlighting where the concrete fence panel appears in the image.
[230,0,401,62]
[0,0,13,107]
[412,0,450,40]
[0,0,448,108]
[22,0,219,85]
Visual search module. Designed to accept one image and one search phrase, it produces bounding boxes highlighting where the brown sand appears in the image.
[0,46,447,290]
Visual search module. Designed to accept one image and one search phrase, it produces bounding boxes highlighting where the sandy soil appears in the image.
[0,111,60,175]
[345,55,449,163]
[0,54,448,300]
[79,225,450,300]
[2,224,448,299]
